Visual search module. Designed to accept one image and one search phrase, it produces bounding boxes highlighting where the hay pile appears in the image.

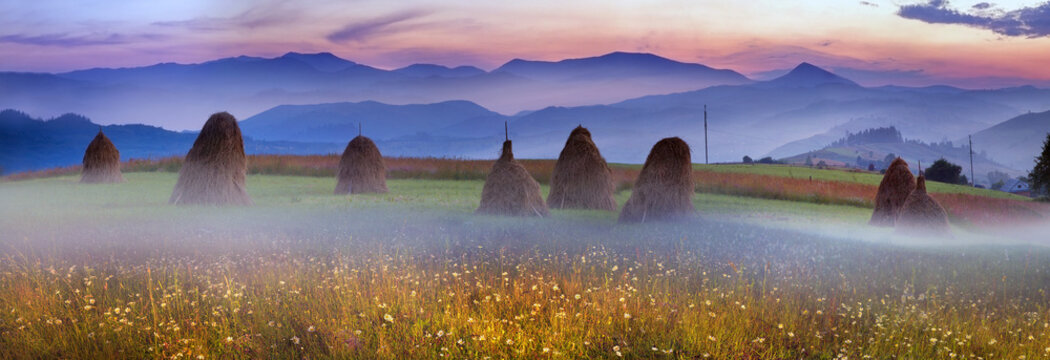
[476,140,549,217]
[869,157,915,226]
[169,112,253,206]
[80,129,124,183]
[896,174,951,235]
[618,137,695,223]
[547,126,616,210]
[335,135,388,194]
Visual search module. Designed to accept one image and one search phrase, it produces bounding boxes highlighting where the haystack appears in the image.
[80,129,124,183]
[618,137,695,223]
[547,126,616,210]
[476,140,549,217]
[334,135,387,194]
[169,112,253,206]
[896,174,951,235]
[869,157,915,226]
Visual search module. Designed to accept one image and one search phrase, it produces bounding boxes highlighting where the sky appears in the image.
[2,0,1050,87]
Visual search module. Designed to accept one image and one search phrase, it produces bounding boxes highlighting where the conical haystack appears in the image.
[476,140,549,217]
[869,157,915,226]
[618,137,695,223]
[335,135,388,194]
[547,126,616,210]
[80,129,124,183]
[169,112,253,206]
[896,175,951,235]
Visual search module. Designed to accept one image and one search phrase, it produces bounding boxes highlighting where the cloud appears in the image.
[897,0,1050,37]
[971,2,993,10]
[153,3,301,31]
[326,10,431,43]
[860,1,879,7]
[0,33,166,47]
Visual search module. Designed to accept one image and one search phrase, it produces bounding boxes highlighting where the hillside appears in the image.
[972,110,1050,171]
[778,127,1017,185]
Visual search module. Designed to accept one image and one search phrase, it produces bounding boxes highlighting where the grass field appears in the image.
[2,171,1050,359]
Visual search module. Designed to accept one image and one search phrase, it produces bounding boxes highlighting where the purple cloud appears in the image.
[897,0,1050,37]
[0,33,165,47]
[153,4,301,31]
[326,10,431,43]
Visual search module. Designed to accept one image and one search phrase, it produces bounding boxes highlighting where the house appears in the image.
[1000,178,1031,197]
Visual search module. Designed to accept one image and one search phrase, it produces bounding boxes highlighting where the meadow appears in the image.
[2,165,1050,359]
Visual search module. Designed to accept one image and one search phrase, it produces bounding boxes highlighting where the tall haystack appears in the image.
[869,157,916,226]
[169,112,253,206]
[547,126,616,210]
[80,129,124,183]
[618,137,695,223]
[476,140,549,217]
[896,174,951,235]
[334,135,387,194]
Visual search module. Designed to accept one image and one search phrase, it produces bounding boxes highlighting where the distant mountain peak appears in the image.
[393,63,485,78]
[762,62,858,88]
[494,51,750,84]
[278,51,356,72]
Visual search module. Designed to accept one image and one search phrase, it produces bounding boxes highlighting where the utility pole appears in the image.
[704,104,709,164]
[504,121,508,141]
[969,135,975,187]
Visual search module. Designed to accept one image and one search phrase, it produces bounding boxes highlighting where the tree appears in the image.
[758,156,775,164]
[868,163,875,171]
[742,155,753,164]
[987,170,1010,185]
[991,180,1005,191]
[816,160,828,169]
[882,153,897,169]
[925,158,964,185]
[804,155,813,167]
[1030,133,1050,196]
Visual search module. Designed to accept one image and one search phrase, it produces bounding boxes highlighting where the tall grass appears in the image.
[2,174,1049,359]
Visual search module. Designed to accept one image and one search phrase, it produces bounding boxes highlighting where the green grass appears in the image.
[2,173,1049,359]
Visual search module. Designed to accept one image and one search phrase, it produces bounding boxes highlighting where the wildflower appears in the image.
[384,313,394,323]
[291,336,300,345]
[624,313,631,319]
[308,325,315,332]
[225,336,233,343]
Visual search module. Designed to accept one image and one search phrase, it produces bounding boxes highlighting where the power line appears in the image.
[704,104,709,165]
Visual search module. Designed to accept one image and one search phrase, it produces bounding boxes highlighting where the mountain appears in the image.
[758,62,859,88]
[278,52,357,72]
[239,100,506,143]
[0,51,757,130]
[495,51,751,83]
[393,64,485,78]
[972,110,1050,171]
[0,109,338,174]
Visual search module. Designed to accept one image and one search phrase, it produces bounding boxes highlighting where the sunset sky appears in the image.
[2,0,1049,87]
